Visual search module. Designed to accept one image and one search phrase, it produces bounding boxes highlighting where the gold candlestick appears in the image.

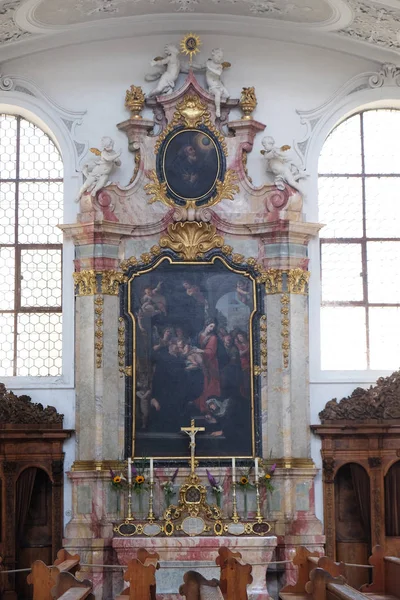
[147,482,155,522]
[255,479,263,523]
[231,482,240,523]
[126,482,134,521]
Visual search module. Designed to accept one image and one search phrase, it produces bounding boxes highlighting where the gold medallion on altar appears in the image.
[180,33,201,63]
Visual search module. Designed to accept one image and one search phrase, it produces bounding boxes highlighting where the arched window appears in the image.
[318,109,400,370]
[0,115,63,377]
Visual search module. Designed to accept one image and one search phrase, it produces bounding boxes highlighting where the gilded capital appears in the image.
[101,270,128,295]
[287,268,310,295]
[258,269,283,294]
[73,270,97,296]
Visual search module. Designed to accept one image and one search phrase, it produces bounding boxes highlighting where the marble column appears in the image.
[61,221,132,599]
[256,221,325,568]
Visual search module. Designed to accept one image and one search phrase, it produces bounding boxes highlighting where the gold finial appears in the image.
[240,86,257,120]
[125,85,145,119]
[180,33,202,64]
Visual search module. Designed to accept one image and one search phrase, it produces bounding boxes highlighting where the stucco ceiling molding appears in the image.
[0,70,87,170]
[0,0,32,43]
[16,0,351,32]
[294,62,400,166]
[337,0,400,53]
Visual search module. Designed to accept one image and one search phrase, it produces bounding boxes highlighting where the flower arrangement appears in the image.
[260,463,276,493]
[237,466,254,491]
[206,469,223,507]
[160,468,179,507]
[109,469,126,491]
[131,460,148,494]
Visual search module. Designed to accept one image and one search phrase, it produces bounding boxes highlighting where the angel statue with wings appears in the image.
[77,136,121,201]
[145,43,182,98]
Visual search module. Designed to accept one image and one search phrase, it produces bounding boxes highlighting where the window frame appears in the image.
[0,114,64,378]
[317,108,400,375]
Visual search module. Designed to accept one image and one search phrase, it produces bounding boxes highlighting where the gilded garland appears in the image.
[145,95,239,209]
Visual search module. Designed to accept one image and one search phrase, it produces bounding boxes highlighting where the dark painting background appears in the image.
[131,260,255,457]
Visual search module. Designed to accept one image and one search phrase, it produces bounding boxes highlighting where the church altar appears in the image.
[62,33,324,599]
[112,536,277,599]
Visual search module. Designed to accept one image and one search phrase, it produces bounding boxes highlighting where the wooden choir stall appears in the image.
[312,370,400,589]
[0,384,72,599]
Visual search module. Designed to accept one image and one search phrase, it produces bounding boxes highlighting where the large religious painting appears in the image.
[122,255,261,459]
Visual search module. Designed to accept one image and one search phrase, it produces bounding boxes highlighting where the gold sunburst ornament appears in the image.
[180,33,202,63]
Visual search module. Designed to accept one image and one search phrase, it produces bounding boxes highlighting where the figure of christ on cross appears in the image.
[181,419,205,477]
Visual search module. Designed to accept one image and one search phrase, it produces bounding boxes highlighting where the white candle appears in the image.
[150,458,154,484]
[128,457,132,484]
[255,457,259,481]
[232,457,236,483]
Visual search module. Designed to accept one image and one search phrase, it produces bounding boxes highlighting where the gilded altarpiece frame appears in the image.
[120,250,263,460]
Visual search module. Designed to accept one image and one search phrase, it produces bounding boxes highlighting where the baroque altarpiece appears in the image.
[61,39,323,599]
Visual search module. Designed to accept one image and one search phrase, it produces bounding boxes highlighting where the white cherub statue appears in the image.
[261,136,308,193]
[191,48,230,117]
[145,44,181,97]
[77,137,121,202]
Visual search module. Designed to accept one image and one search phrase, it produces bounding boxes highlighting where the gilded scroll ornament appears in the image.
[240,87,257,120]
[287,268,310,295]
[231,253,245,264]
[255,315,267,376]
[221,245,233,256]
[120,256,138,272]
[280,294,290,369]
[73,270,97,296]
[101,271,127,295]
[125,85,145,119]
[145,167,238,209]
[209,170,239,207]
[94,296,104,368]
[118,317,125,377]
[154,95,227,155]
[159,221,224,261]
[144,170,168,205]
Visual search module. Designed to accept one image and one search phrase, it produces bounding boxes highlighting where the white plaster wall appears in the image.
[1,32,388,528]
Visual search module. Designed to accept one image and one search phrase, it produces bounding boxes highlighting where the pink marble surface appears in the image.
[112,535,277,600]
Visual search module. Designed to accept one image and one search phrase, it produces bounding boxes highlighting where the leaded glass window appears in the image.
[0,115,63,376]
[318,109,400,371]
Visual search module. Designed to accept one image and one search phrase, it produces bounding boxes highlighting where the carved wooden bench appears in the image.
[305,568,370,600]
[279,546,345,600]
[115,548,159,600]
[216,547,253,600]
[27,549,81,600]
[51,571,94,600]
[360,546,400,600]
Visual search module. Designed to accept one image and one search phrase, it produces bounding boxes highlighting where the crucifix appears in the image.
[181,419,205,477]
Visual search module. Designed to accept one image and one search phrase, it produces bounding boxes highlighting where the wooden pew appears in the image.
[116,548,159,600]
[216,547,253,600]
[361,545,400,599]
[27,550,81,600]
[305,567,369,600]
[280,547,345,600]
[51,571,95,600]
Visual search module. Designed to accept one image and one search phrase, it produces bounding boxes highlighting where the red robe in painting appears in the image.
[195,332,221,413]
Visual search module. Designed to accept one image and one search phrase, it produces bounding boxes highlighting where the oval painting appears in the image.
[163,129,220,202]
